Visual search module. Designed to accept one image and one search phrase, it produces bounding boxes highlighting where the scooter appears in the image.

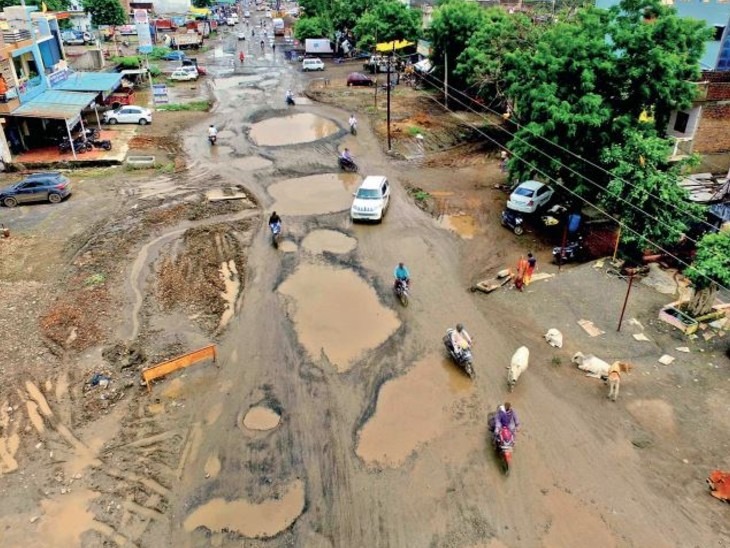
[88,138,112,151]
[552,236,584,263]
[269,221,281,248]
[338,156,358,172]
[500,208,525,236]
[443,329,474,378]
[394,278,409,307]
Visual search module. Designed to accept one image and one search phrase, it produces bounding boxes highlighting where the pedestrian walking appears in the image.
[525,252,537,285]
[239,51,245,65]
[272,43,276,55]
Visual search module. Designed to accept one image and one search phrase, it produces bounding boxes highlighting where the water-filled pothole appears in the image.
[183,479,305,538]
[278,264,400,371]
[302,230,357,254]
[242,406,281,431]
[249,113,338,146]
[268,174,357,216]
[356,355,473,468]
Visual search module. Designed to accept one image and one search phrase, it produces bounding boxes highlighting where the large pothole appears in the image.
[268,174,357,216]
[278,264,400,372]
[242,406,281,431]
[249,113,338,146]
[301,230,357,254]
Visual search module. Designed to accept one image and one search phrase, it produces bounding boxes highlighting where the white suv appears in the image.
[351,176,391,222]
[302,58,325,72]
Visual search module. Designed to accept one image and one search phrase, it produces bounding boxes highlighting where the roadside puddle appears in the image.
[278,264,400,371]
[268,174,355,216]
[204,454,221,478]
[439,214,477,239]
[242,406,281,431]
[302,230,357,254]
[356,355,473,468]
[183,479,305,538]
[249,113,338,146]
[218,260,240,330]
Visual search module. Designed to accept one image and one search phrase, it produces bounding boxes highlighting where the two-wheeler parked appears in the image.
[269,221,281,248]
[500,208,525,236]
[394,278,409,307]
[443,329,474,378]
[552,236,584,263]
[58,137,90,154]
[338,156,358,172]
[88,138,112,151]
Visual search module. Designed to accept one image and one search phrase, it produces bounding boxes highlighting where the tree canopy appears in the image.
[352,1,420,49]
[293,15,333,41]
[686,232,730,291]
[191,0,213,8]
[82,0,126,27]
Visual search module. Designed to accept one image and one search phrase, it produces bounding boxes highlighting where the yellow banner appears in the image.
[375,40,414,52]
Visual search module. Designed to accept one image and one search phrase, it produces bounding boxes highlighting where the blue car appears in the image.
[0,172,72,208]
[162,51,188,61]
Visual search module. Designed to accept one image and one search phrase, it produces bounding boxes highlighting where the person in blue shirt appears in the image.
[393,262,410,287]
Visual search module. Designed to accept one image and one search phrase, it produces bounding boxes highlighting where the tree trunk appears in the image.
[686,284,718,318]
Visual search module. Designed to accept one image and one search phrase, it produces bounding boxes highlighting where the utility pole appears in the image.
[386,51,392,152]
[617,273,635,332]
[444,52,448,108]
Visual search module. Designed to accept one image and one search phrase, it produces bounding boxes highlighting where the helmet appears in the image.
[456,323,464,332]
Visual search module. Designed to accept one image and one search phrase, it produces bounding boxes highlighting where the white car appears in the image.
[351,176,391,222]
[302,57,325,71]
[169,68,198,81]
[226,16,238,26]
[103,105,152,125]
[506,180,554,213]
[243,10,250,18]
[237,31,247,40]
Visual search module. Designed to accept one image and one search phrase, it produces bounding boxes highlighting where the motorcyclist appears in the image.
[450,323,472,354]
[285,89,295,105]
[269,211,281,231]
[348,114,357,132]
[340,148,353,163]
[393,262,410,288]
[493,402,520,439]
[208,124,218,138]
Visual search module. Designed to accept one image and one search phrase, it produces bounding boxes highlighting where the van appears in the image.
[350,176,391,222]
[272,17,285,36]
[302,57,325,71]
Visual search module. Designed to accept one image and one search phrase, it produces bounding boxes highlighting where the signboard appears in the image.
[48,68,70,87]
[417,39,431,58]
[134,9,153,54]
[152,83,168,104]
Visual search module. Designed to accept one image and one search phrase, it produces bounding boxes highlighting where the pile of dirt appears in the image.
[39,286,111,351]
[155,220,252,333]
[128,135,182,155]
[102,342,147,370]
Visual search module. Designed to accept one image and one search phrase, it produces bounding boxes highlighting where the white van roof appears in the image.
[360,176,387,189]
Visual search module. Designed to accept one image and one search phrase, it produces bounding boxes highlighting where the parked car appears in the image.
[62,30,93,45]
[243,10,251,18]
[237,31,247,40]
[162,50,188,61]
[103,105,152,125]
[170,68,198,81]
[347,72,374,87]
[351,176,391,222]
[181,62,207,76]
[226,15,238,25]
[302,57,325,71]
[506,180,554,213]
[0,172,71,208]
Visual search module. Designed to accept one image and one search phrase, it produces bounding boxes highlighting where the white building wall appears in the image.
[154,0,192,15]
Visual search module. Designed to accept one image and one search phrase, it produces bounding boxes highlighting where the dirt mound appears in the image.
[39,287,111,351]
[102,342,147,370]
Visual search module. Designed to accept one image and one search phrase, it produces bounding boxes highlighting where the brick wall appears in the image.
[693,103,730,154]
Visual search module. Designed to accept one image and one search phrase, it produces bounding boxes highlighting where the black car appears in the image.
[0,172,72,208]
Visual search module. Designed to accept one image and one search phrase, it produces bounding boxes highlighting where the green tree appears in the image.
[294,15,333,41]
[352,0,420,48]
[82,0,126,26]
[456,9,538,106]
[684,231,730,316]
[428,0,488,90]
[191,0,212,8]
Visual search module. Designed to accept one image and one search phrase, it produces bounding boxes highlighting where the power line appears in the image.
[395,74,729,291]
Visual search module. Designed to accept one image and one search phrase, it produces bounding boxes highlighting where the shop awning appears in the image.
[10,90,97,123]
[375,40,414,52]
[52,72,123,99]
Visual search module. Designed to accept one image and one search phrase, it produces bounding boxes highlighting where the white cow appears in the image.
[544,328,563,348]
[507,346,529,392]
[572,351,611,378]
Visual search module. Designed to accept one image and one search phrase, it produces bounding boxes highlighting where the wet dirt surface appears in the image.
[278,263,401,371]
[356,355,473,468]
[249,112,339,146]
[301,229,358,254]
[242,405,281,431]
[439,213,478,240]
[268,173,358,216]
[183,479,305,537]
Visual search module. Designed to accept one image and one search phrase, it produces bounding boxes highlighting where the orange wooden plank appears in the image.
[141,344,217,392]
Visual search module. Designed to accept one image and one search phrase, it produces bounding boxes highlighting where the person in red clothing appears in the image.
[239,51,245,65]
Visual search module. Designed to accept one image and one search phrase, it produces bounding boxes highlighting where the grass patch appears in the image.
[407,125,424,137]
[551,356,562,367]
[157,100,210,112]
[413,190,431,201]
[158,162,175,173]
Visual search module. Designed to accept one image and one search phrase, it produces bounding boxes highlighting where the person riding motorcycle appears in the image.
[208,125,218,138]
[450,323,472,354]
[269,211,281,231]
[493,402,520,439]
[341,148,353,163]
[393,262,410,288]
[285,89,295,105]
[348,114,358,133]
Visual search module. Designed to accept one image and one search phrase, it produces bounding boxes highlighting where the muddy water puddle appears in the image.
[268,174,356,216]
[204,454,221,478]
[278,264,400,371]
[356,355,473,468]
[302,230,357,254]
[249,113,338,146]
[242,406,281,431]
[439,214,477,239]
[183,479,305,538]
[218,260,240,330]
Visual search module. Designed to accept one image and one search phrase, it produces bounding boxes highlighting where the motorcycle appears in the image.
[286,95,295,106]
[552,236,584,264]
[83,127,100,140]
[487,418,515,475]
[88,138,112,151]
[443,329,474,378]
[58,137,90,154]
[269,221,281,248]
[338,156,358,173]
[350,123,357,136]
[394,278,409,307]
[500,208,525,236]
[208,134,217,146]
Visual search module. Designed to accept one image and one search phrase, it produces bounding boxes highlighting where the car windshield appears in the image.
[514,187,535,197]
[356,188,381,199]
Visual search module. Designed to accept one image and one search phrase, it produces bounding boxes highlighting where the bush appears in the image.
[157,100,211,112]
[148,46,172,60]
